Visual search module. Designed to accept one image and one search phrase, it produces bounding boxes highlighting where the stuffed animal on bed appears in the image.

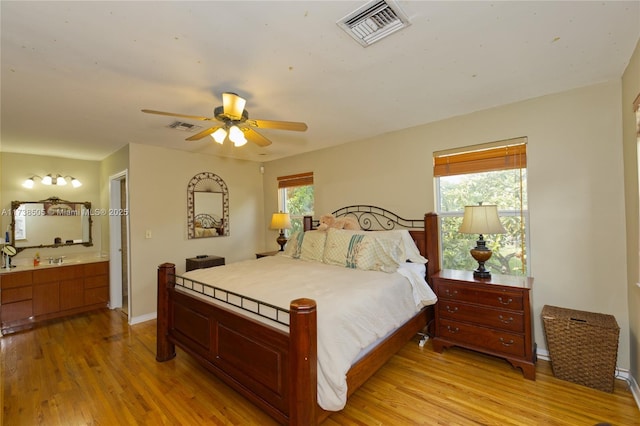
[317,214,361,231]
[316,214,336,231]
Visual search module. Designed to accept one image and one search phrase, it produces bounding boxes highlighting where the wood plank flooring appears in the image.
[2,309,638,425]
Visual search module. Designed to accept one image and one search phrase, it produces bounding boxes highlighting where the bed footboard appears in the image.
[157,263,318,425]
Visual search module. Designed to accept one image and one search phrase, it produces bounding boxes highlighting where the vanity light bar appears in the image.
[22,174,82,188]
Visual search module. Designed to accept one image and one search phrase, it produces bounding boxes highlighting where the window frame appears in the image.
[277,172,314,235]
[434,139,530,277]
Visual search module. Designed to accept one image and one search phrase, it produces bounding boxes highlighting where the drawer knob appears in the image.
[445,305,458,313]
[498,315,514,324]
[499,337,515,347]
[446,325,459,333]
[444,289,458,297]
[497,296,513,305]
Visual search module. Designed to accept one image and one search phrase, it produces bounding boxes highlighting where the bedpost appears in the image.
[303,215,313,231]
[424,213,440,284]
[289,298,318,425]
[157,262,176,362]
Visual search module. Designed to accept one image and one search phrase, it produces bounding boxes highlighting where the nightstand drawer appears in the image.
[438,318,526,358]
[437,301,524,333]
[437,282,524,311]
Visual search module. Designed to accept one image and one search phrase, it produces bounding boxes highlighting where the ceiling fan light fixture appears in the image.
[211,128,227,144]
[229,125,247,147]
[222,92,246,120]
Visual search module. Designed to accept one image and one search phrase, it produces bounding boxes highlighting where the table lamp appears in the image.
[458,204,506,279]
[270,212,292,251]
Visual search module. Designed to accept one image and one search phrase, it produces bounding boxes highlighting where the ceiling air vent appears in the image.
[168,121,201,132]
[337,0,410,47]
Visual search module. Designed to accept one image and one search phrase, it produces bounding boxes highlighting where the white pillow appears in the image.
[300,230,327,262]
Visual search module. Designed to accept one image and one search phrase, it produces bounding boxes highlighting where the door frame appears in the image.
[109,170,130,316]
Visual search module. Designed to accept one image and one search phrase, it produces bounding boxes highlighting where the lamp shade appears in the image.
[229,125,247,147]
[211,127,227,144]
[459,204,506,235]
[270,213,292,230]
[22,178,35,188]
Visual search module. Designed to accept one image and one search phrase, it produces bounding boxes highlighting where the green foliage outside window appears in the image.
[283,185,314,234]
[438,169,528,276]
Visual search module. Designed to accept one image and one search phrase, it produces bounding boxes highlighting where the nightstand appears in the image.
[186,255,225,271]
[432,269,536,380]
[256,250,280,259]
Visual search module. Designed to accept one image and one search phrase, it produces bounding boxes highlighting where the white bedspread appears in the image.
[182,254,437,411]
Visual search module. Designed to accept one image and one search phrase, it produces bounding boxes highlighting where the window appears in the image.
[434,139,529,276]
[277,172,314,234]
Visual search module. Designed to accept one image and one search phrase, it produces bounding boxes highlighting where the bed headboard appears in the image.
[303,205,440,284]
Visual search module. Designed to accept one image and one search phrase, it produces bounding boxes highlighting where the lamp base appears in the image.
[473,268,492,280]
[276,232,288,252]
[470,237,493,280]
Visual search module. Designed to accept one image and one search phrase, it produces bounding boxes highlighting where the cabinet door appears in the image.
[60,278,84,311]
[85,286,109,306]
[33,282,60,315]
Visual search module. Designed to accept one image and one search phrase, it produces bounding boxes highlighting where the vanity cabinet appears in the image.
[0,261,109,333]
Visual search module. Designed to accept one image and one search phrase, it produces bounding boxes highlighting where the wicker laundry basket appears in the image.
[541,305,619,393]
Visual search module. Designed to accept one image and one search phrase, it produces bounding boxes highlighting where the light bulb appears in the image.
[211,128,227,144]
[22,178,35,188]
[56,175,67,186]
[42,175,53,185]
[71,178,82,188]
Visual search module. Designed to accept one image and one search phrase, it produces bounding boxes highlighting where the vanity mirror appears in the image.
[10,197,93,252]
[187,172,229,239]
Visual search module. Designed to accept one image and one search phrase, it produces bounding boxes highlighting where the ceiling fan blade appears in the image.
[222,93,246,120]
[243,128,272,147]
[246,119,308,132]
[185,126,221,141]
[141,109,214,122]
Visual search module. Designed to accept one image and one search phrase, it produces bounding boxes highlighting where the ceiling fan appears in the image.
[142,92,308,147]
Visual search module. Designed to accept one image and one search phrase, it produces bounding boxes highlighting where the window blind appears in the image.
[433,138,527,177]
[277,172,314,189]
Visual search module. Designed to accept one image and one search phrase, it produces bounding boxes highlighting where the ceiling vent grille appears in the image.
[337,0,410,47]
[168,121,201,132]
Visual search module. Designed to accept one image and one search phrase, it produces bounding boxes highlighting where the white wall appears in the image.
[126,143,265,321]
[264,81,631,369]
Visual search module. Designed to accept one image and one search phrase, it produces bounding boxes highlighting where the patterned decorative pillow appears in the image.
[282,230,304,259]
[323,228,426,264]
[300,230,327,262]
[323,228,403,272]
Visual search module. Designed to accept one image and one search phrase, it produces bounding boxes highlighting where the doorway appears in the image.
[109,171,130,316]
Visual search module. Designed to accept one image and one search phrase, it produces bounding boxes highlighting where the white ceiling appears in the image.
[1,1,639,162]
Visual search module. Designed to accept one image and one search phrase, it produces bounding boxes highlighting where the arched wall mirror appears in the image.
[187,172,229,239]
[10,196,93,253]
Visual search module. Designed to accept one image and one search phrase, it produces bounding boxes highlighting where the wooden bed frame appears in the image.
[157,207,440,425]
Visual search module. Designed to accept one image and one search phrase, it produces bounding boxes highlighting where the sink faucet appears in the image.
[48,256,66,265]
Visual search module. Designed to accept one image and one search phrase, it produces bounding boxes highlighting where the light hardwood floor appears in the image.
[2,309,638,425]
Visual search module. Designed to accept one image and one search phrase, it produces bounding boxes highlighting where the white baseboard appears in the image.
[129,311,157,325]
[536,347,640,410]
